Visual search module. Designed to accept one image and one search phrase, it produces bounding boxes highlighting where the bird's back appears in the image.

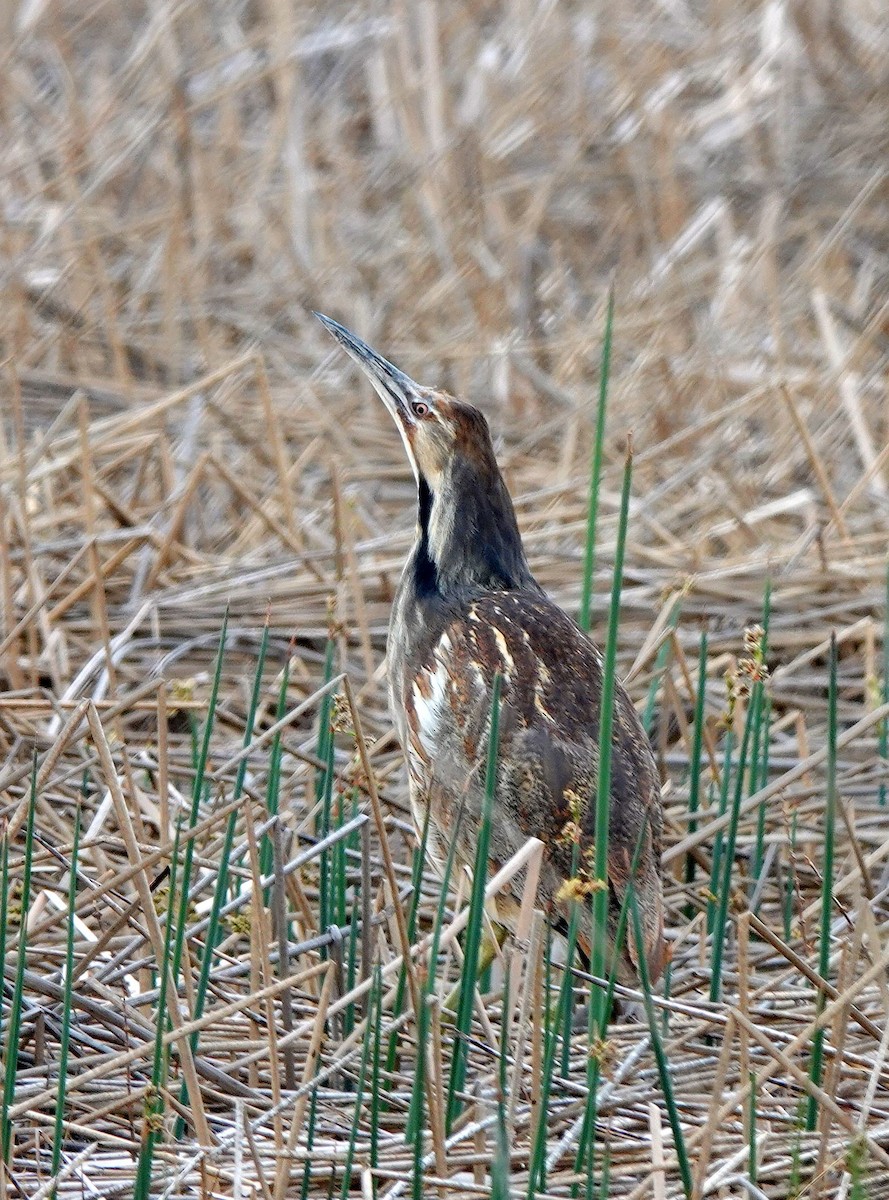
[390,586,666,981]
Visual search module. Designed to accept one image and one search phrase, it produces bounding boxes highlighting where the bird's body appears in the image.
[318,314,666,984]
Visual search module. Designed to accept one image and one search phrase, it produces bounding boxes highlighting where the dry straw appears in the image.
[1,1,888,1197]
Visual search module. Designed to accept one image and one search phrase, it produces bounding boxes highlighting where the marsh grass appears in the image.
[49,804,79,1196]
[1,3,889,1196]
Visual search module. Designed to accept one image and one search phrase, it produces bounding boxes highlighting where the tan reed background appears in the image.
[1,0,888,1195]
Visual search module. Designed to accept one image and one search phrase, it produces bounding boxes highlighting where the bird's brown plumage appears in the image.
[317,313,666,984]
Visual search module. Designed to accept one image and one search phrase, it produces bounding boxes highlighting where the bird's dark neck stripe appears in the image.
[412,476,439,595]
[413,457,536,597]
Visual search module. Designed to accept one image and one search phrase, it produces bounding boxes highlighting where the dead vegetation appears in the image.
[1,0,889,1196]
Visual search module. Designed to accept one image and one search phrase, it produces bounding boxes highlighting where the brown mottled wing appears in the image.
[403,589,664,978]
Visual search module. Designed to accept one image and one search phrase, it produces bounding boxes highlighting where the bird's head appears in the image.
[315,313,492,490]
[317,313,534,595]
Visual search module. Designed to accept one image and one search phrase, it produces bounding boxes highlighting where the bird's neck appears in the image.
[412,456,536,597]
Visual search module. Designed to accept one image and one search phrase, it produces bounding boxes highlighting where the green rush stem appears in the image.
[343,791,362,1039]
[579,286,614,634]
[707,731,734,937]
[317,729,337,941]
[558,844,582,1078]
[167,617,228,1129]
[344,870,360,1041]
[748,1071,757,1183]
[369,959,383,1193]
[784,808,798,943]
[334,791,348,927]
[384,821,430,1107]
[527,958,566,1197]
[597,1144,610,1200]
[631,894,693,1199]
[174,621,270,1139]
[684,632,708,912]
[446,673,502,1133]
[750,581,772,885]
[406,804,462,1143]
[50,807,81,1191]
[2,763,37,1163]
[710,681,760,1005]
[806,632,838,1130]
[589,441,633,1043]
[134,817,183,1200]
[751,695,772,911]
[299,1088,320,1200]
[340,967,378,1200]
[261,654,291,896]
[0,832,8,1045]
[573,812,652,1197]
[315,636,337,944]
[661,958,673,1038]
[880,558,889,806]
[491,970,511,1200]
[384,842,427,1100]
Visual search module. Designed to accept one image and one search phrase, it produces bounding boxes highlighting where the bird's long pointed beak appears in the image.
[315,313,419,425]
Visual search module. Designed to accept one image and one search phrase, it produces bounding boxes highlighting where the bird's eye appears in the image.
[411,401,430,418]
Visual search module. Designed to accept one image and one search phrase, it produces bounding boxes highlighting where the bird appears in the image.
[316,313,666,993]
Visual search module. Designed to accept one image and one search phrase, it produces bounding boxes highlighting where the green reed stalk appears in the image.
[261,654,291,894]
[847,1136,868,1200]
[527,951,566,1197]
[707,731,734,936]
[789,1108,804,1197]
[340,964,379,1200]
[783,806,798,943]
[174,622,270,1138]
[751,693,772,898]
[573,813,652,1197]
[526,926,558,1196]
[49,806,81,1194]
[559,843,582,1078]
[631,894,693,1198]
[446,673,502,1133]
[491,969,511,1200]
[298,1088,320,1200]
[134,816,183,1200]
[597,1144,610,1200]
[710,681,761,1005]
[407,803,463,1143]
[369,957,383,1195]
[0,831,8,1046]
[806,632,838,1130]
[384,836,428,1099]
[684,632,708,912]
[168,619,227,1128]
[880,559,889,806]
[579,287,614,634]
[2,764,37,1162]
[559,441,633,1199]
[748,1072,757,1183]
[316,637,337,939]
[343,792,362,1039]
[589,441,633,1041]
[749,582,772,884]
